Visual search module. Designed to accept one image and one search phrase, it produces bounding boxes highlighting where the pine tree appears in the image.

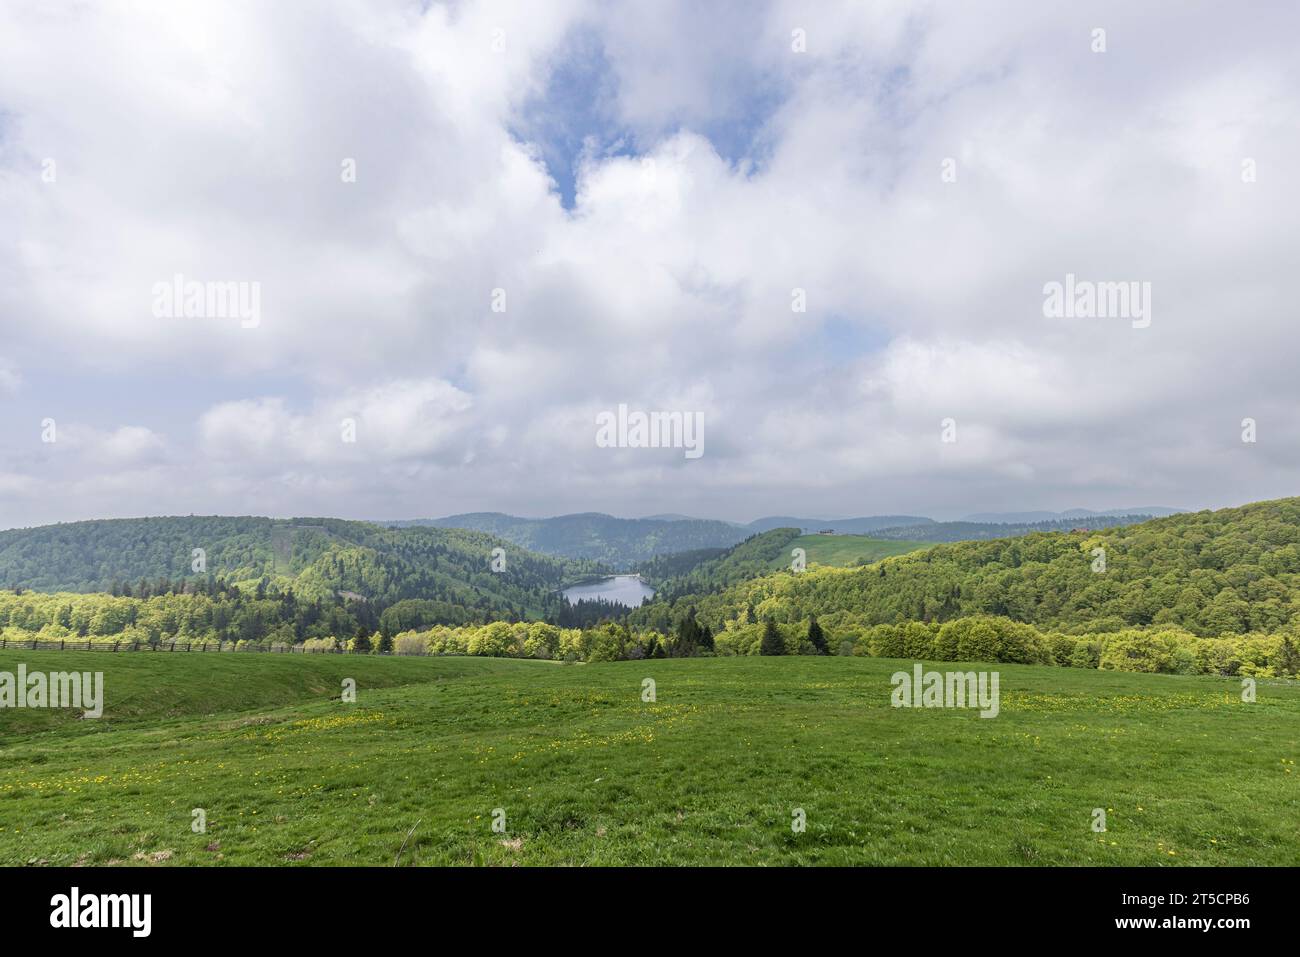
[675,608,702,657]
[377,630,393,655]
[700,625,714,653]
[352,626,372,654]
[760,619,786,656]
[807,615,829,655]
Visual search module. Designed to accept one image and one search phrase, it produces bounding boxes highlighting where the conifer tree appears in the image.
[760,619,786,656]
[352,626,372,654]
[675,607,703,657]
[700,624,714,653]
[807,615,829,655]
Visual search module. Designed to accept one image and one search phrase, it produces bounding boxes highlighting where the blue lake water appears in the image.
[562,575,656,607]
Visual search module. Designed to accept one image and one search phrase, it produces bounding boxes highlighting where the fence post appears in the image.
[61,639,65,650]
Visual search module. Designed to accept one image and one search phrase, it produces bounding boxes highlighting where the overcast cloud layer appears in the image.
[1,0,1297,528]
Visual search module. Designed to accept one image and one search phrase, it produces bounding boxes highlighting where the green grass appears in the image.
[1,651,1297,866]
[774,534,932,569]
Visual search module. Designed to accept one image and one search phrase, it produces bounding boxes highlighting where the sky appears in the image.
[1,0,1298,529]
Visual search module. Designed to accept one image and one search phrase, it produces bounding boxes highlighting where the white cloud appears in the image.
[0,0,1297,526]
[42,424,166,467]
[198,378,472,467]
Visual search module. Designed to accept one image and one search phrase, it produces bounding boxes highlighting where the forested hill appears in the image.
[872,514,1160,543]
[636,528,803,598]
[637,499,1300,638]
[389,512,749,567]
[0,516,595,620]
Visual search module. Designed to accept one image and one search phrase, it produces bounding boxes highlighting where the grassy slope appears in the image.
[0,653,497,739]
[2,652,1296,866]
[778,534,932,569]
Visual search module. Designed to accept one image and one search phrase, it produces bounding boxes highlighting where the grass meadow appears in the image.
[1,650,1297,866]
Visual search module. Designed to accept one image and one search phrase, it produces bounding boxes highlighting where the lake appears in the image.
[562,575,656,607]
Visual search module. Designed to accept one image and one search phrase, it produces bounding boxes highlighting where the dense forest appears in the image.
[0,516,599,622]
[637,499,1300,640]
[633,546,731,585]
[1,578,380,648]
[0,576,555,648]
[554,596,636,629]
[633,528,802,611]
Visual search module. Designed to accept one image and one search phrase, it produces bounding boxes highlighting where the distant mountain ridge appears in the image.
[874,515,1161,543]
[961,507,1183,523]
[389,513,749,567]
[391,509,1183,564]
[744,515,934,534]
[391,512,943,566]
[639,513,731,524]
